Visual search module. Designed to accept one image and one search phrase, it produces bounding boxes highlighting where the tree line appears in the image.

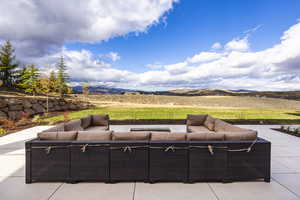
[0,41,71,97]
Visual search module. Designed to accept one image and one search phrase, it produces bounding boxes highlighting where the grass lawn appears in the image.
[42,106,300,124]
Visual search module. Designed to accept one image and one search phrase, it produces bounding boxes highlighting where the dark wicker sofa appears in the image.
[25,114,271,184]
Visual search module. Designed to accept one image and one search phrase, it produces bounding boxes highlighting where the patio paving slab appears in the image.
[0,155,25,177]
[272,173,300,197]
[49,183,134,200]
[209,181,300,200]
[0,125,300,200]
[134,183,217,200]
[0,177,61,200]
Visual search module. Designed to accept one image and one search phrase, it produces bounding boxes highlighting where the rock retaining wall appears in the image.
[0,97,94,120]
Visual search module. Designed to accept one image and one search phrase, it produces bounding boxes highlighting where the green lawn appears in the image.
[43,106,300,124]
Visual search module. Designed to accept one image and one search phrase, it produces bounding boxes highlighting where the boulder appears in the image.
[24,108,36,116]
[8,111,22,121]
[32,104,45,114]
[22,100,32,108]
[0,111,7,118]
[9,104,23,111]
[7,98,23,104]
[0,99,8,108]
[1,107,9,113]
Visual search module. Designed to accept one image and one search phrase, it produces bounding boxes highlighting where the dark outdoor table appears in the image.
[130,127,171,132]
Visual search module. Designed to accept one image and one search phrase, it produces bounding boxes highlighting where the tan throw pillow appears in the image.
[203,115,216,131]
[81,115,92,129]
[151,132,186,141]
[77,131,112,141]
[64,120,83,131]
[112,132,150,140]
[220,131,258,141]
[214,119,245,132]
[38,131,77,140]
[92,115,109,126]
[187,133,224,141]
[187,114,208,126]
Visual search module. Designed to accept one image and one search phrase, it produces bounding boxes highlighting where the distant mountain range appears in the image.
[72,85,300,100]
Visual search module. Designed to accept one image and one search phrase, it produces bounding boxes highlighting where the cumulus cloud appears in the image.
[0,0,178,57]
[187,52,223,63]
[31,21,300,91]
[106,52,120,62]
[211,42,222,49]
[225,37,249,52]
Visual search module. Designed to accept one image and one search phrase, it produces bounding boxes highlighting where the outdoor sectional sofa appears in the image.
[25,114,271,184]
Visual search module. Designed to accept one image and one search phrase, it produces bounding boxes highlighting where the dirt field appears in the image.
[74,94,300,110]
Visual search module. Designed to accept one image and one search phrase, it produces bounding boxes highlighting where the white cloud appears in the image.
[211,42,222,49]
[146,63,163,69]
[187,52,223,63]
[0,0,178,57]
[34,21,300,91]
[106,52,120,62]
[225,37,249,51]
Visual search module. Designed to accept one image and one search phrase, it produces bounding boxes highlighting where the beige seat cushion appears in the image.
[64,120,83,131]
[187,126,210,133]
[77,131,112,141]
[43,123,65,132]
[219,131,258,141]
[203,115,216,131]
[151,132,186,141]
[81,115,92,129]
[112,132,150,140]
[85,126,108,131]
[187,133,224,141]
[92,115,109,126]
[187,114,207,126]
[214,119,246,132]
[38,131,77,140]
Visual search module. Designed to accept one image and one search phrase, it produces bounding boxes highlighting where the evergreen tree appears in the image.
[49,70,58,93]
[19,64,40,96]
[56,56,69,97]
[0,41,19,88]
[14,65,27,88]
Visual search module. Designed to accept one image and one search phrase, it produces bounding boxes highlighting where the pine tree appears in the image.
[49,70,58,93]
[0,41,19,88]
[19,64,40,96]
[56,56,69,97]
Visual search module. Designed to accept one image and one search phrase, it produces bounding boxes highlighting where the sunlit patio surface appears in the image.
[1,125,300,200]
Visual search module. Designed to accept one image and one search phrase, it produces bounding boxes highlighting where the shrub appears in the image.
[0,128,6,135]
[32,115,42,123]
[0,117,16,130]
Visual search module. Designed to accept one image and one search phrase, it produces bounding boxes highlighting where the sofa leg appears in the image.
[67,180,78,184]
[222,179,232,183]
[149,180,156,184]
[25,179,32,184]
[264,177,271,183]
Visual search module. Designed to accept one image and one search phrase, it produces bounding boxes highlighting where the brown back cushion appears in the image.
[112,132,150,140]
[64,120,83,131]
[81,115,92,129]
[214,119,245,132]
[187,133,224,141]
[77,131,112,141]
[38,131,77,140]
[220,131,258,141]
[151,132,186,141]
[43,123,65,132]
[204,115,216,131]
[187,114,207,126]
[92,115,109,126]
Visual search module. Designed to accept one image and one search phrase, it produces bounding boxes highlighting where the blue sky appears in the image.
[1,0,300,90]
[65,0,300,73]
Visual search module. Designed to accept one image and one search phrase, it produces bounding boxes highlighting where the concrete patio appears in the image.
[1,125,300,200]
